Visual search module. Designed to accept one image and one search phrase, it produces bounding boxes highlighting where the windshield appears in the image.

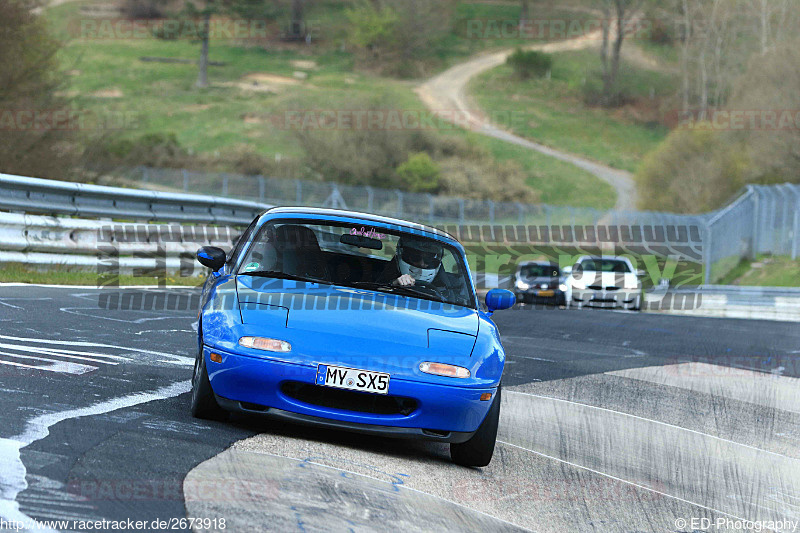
[238,219,475,309]
[520,264,559,278]
[578,259,631,273]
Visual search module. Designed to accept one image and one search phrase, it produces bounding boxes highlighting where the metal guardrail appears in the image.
[0,173,271,225]
[0,211,238,274]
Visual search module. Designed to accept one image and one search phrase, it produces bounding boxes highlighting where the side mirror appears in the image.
[197,246,226,272]
[485,289,516,315]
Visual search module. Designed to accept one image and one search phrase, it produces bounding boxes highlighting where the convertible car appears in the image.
[192,207,515,467]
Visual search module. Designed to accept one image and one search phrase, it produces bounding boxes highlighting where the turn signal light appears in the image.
[419,362,470,378]
[210,353,222,363]
[480,392,492,401]
[239,336,292,353]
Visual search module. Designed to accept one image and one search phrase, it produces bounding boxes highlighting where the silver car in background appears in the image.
[563,256,643,310]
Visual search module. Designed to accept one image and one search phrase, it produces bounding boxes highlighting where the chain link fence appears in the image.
[128,167,800,284]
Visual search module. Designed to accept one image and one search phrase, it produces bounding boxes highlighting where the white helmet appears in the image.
[396,237,443,283]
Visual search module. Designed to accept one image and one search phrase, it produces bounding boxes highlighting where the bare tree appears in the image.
[520,0,531,32]
[185,0,275,88]
[597,0,644,106]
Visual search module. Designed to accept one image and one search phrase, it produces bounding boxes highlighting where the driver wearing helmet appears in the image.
[390,237,444,287]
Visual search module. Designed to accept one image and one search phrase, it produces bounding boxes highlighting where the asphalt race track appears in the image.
[1,285,799,532]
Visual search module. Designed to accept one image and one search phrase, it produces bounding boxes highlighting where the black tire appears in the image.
[450,385,501,467]
[191,349,228,421]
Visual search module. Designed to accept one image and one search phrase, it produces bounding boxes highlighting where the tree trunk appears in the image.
[195,12,210,88]
[599,2,611,105]
[289,0,305,41]
[679,0,691,115]
[520,0,531,32]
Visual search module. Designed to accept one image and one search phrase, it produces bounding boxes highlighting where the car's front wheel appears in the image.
[191,348,228,421]
[450,385,501,467]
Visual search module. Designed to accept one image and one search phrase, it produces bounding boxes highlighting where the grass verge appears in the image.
[718,256,800,287]
[470,48,675,173]
[0,263,204,287]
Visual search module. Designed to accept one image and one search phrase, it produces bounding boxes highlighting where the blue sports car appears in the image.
[192,208,515,466]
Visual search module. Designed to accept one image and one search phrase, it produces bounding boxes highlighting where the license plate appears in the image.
[315,364,390,395]
[536,290,554,297]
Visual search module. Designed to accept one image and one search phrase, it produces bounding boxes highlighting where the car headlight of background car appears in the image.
[515,279,530,290]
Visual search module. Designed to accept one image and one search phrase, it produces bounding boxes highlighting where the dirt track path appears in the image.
[416,31,638,210]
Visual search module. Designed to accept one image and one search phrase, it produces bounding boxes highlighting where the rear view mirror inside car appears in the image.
[340,233,383,250]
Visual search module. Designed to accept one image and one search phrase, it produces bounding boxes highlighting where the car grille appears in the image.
[587,285,621,291]
[280,381,418,416]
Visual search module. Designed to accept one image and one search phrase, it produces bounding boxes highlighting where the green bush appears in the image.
[397,152,440,192]
[636,127,748,213]
[506,49,553,80]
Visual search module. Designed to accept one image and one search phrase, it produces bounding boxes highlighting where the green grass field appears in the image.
[470,49,675,173]
[44,0,617,209]
[718,256,800,287]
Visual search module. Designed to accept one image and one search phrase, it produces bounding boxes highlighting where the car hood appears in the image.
[520,275,559,284]
[573,271,639,288]
[235,276,480,379]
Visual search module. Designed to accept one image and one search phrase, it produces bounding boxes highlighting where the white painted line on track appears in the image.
[495,440,758,529]
[58,307,190,324]
[0,380,191,531]
[0,283,197,289]
[0,335,193,366]
[0,343,125,365]
[0,358,96,375]
[505,390,799,462]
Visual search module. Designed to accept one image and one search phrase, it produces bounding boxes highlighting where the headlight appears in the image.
[559,283,567,292]
[419,362,470,378]
[516,280,530,290]
[540,283,549,290]
[239,336,292,352]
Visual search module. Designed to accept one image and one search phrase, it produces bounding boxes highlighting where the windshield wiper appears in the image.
[349,281,442,300]
[239,270,330,285]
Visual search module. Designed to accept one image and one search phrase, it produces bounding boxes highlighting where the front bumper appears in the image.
[516,288,564,304]
[203,345,496,440]
[572,289,640,308]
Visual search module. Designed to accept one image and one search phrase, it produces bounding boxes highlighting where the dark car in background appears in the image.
[513,261,564,306]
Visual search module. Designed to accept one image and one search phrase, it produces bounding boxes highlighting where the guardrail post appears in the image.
[222,174,229,196]
[182,169,189,192]
[704,220,713,285]
[396,191,404,217]
[789,185,800,260]
[779,184,793,256]
[258,176,265,201]
[488,200,495,224]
